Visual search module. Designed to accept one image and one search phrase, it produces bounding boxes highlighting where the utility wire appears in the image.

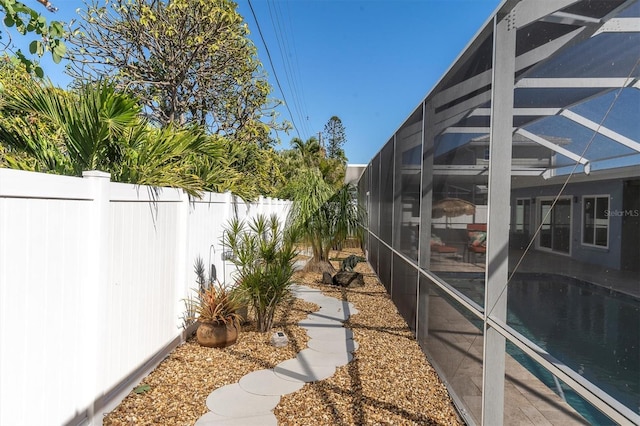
[274,0,311,139]
[247,0,301,140]
[267,0,310,139]
[281,0,312,138]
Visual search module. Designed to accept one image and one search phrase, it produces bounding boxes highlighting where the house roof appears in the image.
[344,164,367,185]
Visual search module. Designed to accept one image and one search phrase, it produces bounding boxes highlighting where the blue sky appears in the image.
[13,0,503,164]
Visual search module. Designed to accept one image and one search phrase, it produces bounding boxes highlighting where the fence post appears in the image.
[258,195,265,217]
[82,170,111,425]
[175,190,190,332]
[222,191,234,285]
[224,191,233,223]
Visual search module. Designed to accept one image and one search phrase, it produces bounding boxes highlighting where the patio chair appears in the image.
[430,234,459,257]
[465,224,487,264]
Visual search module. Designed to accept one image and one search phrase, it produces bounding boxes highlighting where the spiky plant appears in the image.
[191,283,243,325]
[223,214,298,332]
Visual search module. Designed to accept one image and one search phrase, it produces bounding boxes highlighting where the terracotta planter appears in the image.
[196,320,239,348]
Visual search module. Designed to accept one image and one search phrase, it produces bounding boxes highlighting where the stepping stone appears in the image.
[297,348,353,367]
[194,282,361,425]
[318,298,356,308]
[304,313,342,322]
[206,383,280,417]
[291,285,321,294]
[306,326,353,340]
[312,297,349,308]
[289,285,307,294]
[306,338,359,354]
[239,369,305,396]
[301,297,332,307]
[320,302,358,314]
[273,358,336,383]
[296,292,329,306]
[316,305,348,312]
[343,305,359,315]
[299,291,332,299]
[195,411,277,426]
[315,308,351,322]
[306,311,345,322]
[298,316,343,329]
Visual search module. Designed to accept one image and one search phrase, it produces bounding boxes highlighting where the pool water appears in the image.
[443,272,640,424]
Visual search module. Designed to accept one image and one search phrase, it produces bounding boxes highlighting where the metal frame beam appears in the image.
[482,8,516,425]
[594,17,640,35]
[516,128,590,165]
[516,77,635,89]
[560,109,640,153]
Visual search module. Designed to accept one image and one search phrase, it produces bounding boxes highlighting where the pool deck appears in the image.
[430,248,639,299]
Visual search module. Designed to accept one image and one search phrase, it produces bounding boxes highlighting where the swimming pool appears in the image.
[440,272,640,424]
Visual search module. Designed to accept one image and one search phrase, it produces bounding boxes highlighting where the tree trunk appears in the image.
[302,258,335,274]
[302,238,335,273]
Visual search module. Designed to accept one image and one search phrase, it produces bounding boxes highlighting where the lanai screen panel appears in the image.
[369,155,381,274]
[369,153,381,237]
[379,139,395,245]
[505,2,640,423]
[358,166,370,254]
[392,252,418,333]
[361,0,639,424]
[393,107,423,263]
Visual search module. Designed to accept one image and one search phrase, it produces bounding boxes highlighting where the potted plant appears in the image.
[191,282,244,348]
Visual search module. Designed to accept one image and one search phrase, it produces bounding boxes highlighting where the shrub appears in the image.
[224,214,298,332]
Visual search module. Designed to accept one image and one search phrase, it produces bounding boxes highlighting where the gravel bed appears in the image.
[103,248,463,426]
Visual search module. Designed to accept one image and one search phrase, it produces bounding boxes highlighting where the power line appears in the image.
[268,0,311,139]
[283,0,312,139]
[246,0,301,140]
[266,0,302,135]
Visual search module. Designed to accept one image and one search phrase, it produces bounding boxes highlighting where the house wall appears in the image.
[0,168,290,426]
[511,179,624,270]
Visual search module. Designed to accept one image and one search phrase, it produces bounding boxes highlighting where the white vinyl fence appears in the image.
[0,168,291,426]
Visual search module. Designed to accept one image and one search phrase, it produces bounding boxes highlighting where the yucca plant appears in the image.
[223,214,298,332]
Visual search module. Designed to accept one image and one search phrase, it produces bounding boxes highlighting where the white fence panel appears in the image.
[0,171,96,426]
[186,192,233,290]
[0,168,292,426]
[106,194,182,390]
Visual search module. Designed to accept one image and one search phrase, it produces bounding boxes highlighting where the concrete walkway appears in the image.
[194,284,359,426]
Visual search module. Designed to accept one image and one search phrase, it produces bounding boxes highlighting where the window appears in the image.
[514,199,531,234]
[539,198,571,253]
[583,196,609,247]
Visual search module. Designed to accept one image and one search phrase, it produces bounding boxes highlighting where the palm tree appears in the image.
[0,79,215,196]
[117,124,214,196]
[290,136,321,168]
[286,168,365,273]
[0,79,139,174]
